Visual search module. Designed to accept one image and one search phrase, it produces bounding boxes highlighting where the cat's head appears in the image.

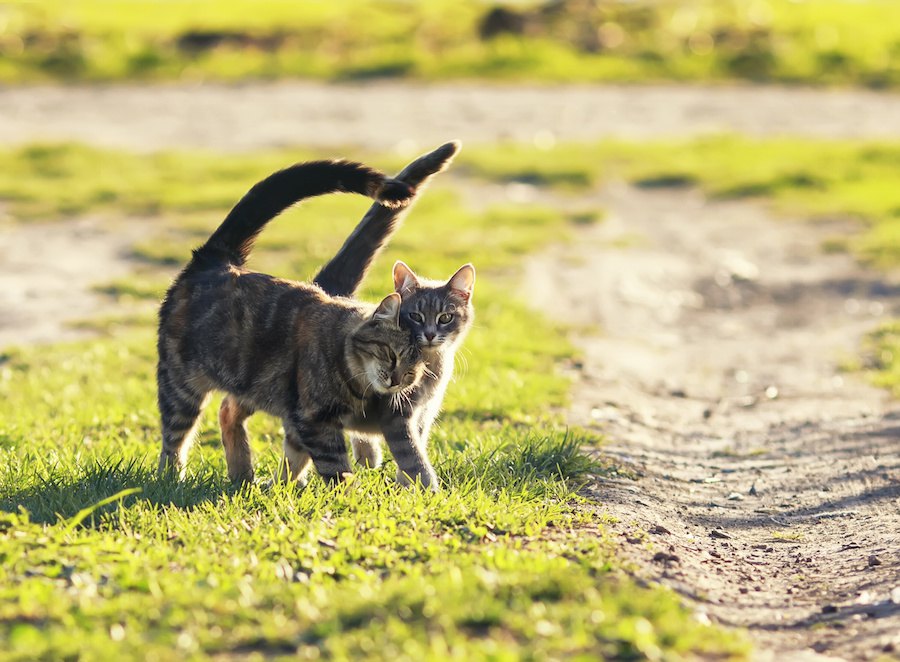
[350,293,425,396]
[392,261,475,353]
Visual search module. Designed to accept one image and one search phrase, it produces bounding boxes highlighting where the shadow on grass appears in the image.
[2,430,607,527]
[0,457,226,525]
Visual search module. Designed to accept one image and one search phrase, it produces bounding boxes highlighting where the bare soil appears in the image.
[1,82,900,152]
[0,215,150,348]
[526,183,900,660]
[1,83,899,660]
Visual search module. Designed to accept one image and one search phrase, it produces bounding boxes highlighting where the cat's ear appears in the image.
[373,292,402,324]
[393,261,420,296]
[448,264,476,303]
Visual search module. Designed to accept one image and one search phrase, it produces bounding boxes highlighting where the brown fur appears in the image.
[348,261,476,489]
[156,160,427,485]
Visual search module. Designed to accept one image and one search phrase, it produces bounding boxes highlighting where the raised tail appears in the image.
[193,160,415,267]
[314,141,461,297]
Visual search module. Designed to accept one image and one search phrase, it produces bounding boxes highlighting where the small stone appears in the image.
[726,492,744,501]
[749,483,758,496]
[890,586,900,604]
[822,604,838,614]
[710,529,731,540]
[739,587,749,594]
[652,552,680,564]
[868,555,882,567]
[649,524,671,535]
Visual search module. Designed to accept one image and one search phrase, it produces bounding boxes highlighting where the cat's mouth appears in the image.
[368,376,415,396]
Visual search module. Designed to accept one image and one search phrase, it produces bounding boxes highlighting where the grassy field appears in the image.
[1,0,899,87]
[0,144,748,658]
[4,132,900,656]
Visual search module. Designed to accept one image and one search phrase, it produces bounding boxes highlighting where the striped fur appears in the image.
[156,159,426,485]
[348,261,476,489]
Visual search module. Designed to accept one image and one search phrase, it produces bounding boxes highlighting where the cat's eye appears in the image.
[438,313,454,324]
[409,312,425,324]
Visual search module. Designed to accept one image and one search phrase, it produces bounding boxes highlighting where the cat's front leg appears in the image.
[288,418,353,485]
[381,419,439,492]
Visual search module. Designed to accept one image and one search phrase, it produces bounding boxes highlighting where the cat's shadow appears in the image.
[0,458,232,526]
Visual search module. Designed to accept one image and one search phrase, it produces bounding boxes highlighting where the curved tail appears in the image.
[314,141,460,297]
[193,160,415,267]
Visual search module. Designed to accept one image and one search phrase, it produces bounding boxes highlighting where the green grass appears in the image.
[1,0,899,87]
[0,142,748,658]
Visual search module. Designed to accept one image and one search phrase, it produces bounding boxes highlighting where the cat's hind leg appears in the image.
[219,395,255,485]
[351,435,383,469]
[157,367,210,480]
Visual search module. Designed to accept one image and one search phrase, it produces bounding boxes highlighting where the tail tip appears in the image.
[375,178,416,209]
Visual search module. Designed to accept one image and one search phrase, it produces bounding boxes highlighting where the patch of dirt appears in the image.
[1,83,900,152]
[526,183,900,660]
[0,216,150,348]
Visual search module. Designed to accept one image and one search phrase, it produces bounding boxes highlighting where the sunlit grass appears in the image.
[0,140,750,658]
[1,0,898,87]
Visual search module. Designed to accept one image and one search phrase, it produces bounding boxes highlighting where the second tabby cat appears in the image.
[308,144,475,491]
[157,159,430,486]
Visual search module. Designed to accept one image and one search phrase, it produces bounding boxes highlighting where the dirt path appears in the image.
[526,183,900,660]
[2,82,900,151]
[0,215,151,348]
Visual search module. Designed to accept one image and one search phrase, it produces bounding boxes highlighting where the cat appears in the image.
[306,144,474,490]
[346,260,475,489]
[156,158,432,487]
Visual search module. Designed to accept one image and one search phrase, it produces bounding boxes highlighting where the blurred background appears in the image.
[2,0,899,86]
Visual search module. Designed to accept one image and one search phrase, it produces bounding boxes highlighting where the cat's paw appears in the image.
[396,469,440,493]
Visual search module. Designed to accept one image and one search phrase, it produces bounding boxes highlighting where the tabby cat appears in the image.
[346,260,475,488]
[157,159,430,486]
[288,142,473,490]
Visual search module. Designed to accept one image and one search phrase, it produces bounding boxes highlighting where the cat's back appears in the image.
[161,263,364,356]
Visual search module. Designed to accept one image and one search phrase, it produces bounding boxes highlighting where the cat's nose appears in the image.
[424,331,435,342]
[390,371,402,387]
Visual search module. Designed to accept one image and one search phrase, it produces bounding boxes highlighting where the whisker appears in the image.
[341,369,371,388]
